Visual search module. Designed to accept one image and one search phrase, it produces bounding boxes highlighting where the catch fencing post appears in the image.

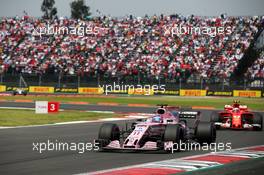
[0,74,3,84]
[38,74,42,86]
[200,78,203,90]
[179,78,182,90]
[58,74,61,88]
[77,75,80,88]
[222,78,224,91]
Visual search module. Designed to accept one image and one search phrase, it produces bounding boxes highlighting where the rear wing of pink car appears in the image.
[179,111,200,119]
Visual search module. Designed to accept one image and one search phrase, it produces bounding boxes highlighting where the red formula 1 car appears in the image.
[210,100,263,131]
[97,105,216,152]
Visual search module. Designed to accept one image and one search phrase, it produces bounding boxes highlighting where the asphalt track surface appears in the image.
[0,102,263,175]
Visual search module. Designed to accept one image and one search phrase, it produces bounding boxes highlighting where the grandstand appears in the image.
[0,15,263,90]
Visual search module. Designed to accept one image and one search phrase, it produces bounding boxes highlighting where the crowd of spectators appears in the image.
[246,51,264,79]
[0,14,263,80]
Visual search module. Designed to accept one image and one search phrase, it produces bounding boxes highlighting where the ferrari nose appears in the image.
[232,124,242,128]
[232,116,242,128]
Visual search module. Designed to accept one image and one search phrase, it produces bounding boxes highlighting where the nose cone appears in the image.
[232,116,242,128]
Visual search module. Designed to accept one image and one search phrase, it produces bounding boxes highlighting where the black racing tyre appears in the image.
[253,113,263,131]
[98,123,120,141]
[13,91,17,96]
[164,124,181,142]
[196,121,216,144]
[210,111,220,122]
[210,111,220,129]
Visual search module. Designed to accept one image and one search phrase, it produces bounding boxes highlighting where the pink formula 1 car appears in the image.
[97,105,216,152]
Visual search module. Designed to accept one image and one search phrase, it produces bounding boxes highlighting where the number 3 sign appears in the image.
[36,101,60,113]
[48,102,60,113]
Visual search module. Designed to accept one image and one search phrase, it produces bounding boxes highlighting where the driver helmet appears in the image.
[232,108,240,113]
[152,115,162,123]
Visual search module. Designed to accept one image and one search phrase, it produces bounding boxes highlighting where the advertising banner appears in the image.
[78,87,104,94]
[155,90,179,95]
[233,90,261,97]
[55,88,78,93]
[108,90,128,94]
[6,87,29,91]
[29,86,54,93]
[0,85,6,92]
[128,88,154,95]
[207,91,233,96]
[180,89,207,96]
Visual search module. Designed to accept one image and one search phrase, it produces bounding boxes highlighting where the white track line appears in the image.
[86,110,115,114]
[0,107,65,111]
[0,112,151,129]
[84,145,264,175]
[0,107,34,110]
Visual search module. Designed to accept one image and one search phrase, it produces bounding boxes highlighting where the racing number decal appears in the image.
[48,102,59,113]
[50,104,55,111]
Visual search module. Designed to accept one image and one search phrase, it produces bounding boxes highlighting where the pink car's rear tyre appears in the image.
[195,122,216,144]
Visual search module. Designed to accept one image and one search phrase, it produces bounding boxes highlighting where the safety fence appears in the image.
[0,85,263,97]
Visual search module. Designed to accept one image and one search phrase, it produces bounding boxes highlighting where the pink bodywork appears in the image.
[104,108,180,150]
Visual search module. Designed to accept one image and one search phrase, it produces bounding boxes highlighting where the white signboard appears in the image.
[35,101,48,114]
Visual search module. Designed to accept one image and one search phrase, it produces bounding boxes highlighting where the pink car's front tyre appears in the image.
[98,123,120,142]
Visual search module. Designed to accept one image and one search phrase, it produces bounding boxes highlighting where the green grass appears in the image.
[0,109,119,126]
[2,95,264,110]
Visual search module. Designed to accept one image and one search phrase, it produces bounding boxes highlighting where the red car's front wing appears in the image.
[214,122,261,130]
